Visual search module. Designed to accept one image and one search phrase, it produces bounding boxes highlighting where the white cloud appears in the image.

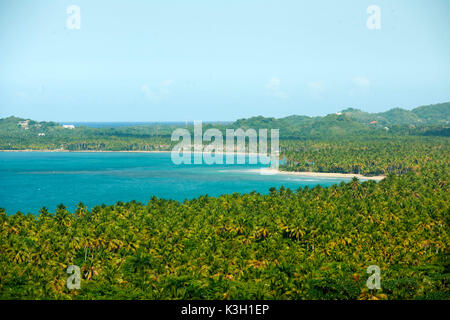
[141,80,174,101]
[307,81,324,98]
[266,77,288,99]
[352,76,371,89]
[350,76,371,96]
[15,91,29,100]
[14,86,46,102]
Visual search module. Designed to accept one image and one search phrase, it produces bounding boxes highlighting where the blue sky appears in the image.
[0,0,449,121]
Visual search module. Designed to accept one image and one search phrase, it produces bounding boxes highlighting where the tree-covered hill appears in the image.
[412,102,450,124]
[232,113,374,138]
[1,102,448,150]
[339,102,450,127]
[230,102,450,137]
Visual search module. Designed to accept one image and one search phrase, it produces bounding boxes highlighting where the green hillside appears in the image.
[412,102,450,124]
[231,102,449,137]
[338,102,449,127]
[377,108,421,125]
[1,102,448,150]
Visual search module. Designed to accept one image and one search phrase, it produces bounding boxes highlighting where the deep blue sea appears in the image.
[0,152,353,215]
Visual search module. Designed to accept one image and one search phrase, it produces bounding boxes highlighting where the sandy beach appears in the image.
[250,168,385,181]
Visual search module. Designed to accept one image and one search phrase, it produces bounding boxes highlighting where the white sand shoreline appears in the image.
[249,168,385,181]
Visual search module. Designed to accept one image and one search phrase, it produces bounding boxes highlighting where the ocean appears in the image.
[0,152,352,214]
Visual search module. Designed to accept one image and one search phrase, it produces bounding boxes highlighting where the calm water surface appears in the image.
[0,152,353,214]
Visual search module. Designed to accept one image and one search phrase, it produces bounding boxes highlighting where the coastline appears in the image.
[0,149,173,153]
[250,168,385,181]
[0,149,385,181]
[0,149,263,156]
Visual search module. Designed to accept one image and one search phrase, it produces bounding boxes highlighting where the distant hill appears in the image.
[1,102,449,142]
[231,102,449,138]
[0,116,60,132]
[412,102,450,124]
[377,108,421,125]
[339,102,450,126]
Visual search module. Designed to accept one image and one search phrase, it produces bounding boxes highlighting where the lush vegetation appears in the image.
[1,103,448,152]
[0,164,448,299]
[280,136,449,176]
[0,102,449,300]
[0,117,177,151]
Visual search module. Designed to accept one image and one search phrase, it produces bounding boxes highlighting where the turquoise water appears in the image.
[0,152,353,214]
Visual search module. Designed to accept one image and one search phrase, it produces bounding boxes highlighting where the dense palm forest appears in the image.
[0,103,449,300]
[280,136,449,176]
[1,164,448,299]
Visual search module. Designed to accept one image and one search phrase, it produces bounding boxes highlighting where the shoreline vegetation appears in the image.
[0,149,385,180]
[1,105,448,178]
[250,168,385,181]
[1,165,447,300]
[0,105,448,300]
